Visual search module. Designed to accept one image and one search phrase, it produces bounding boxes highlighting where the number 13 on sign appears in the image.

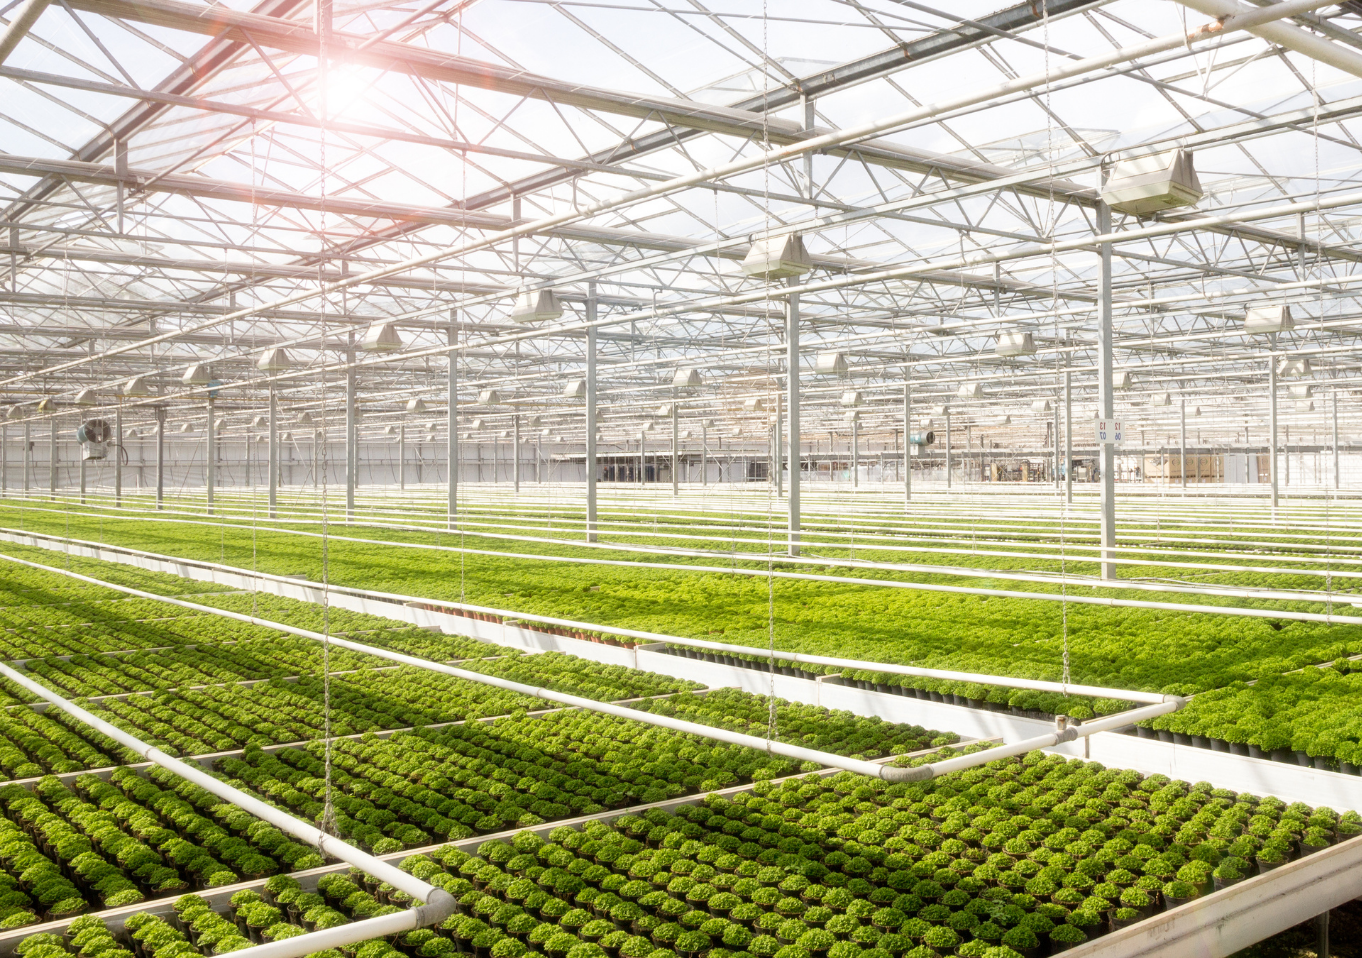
[1096,420,1123,444]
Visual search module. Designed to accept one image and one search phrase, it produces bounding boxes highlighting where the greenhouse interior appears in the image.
[7,0,1362,956]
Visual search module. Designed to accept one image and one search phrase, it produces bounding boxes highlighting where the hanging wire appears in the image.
[1042,0,1071,692]
[316,0,337,839]
[457,0,467,604]
[1313,58,1334,624]
[759,0,777,750]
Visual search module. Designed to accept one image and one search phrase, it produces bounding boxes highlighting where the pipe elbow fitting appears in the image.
[880,765,933,783]
[417,889,459,924]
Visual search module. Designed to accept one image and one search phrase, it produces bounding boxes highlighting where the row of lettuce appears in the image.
[0,688,955,923]
[10,507,1357,704]
[0,653,700,779]
[9,751,1355,958]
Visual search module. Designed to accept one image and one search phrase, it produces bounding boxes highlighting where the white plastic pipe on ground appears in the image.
[0,551,1183,784]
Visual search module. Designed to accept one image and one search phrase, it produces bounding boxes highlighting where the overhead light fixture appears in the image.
[740,233,812,279]
[1278,357,1311,378]
[957,383,983,400]
[257,347,291,371]
[123,376,151,397]
[1100,149,1202,215]
[673,368,703,389]
[407,398,427,414]
[1245,305,1292,335]
[508,289,563,323]
[182,364,211,385]
[478,389,502,405]
[74,389,98,406]
[563,380,586,399]
[815,352,848,377]
[840,390,862,408]
[363,321,403,352]
[995,331,1036,357]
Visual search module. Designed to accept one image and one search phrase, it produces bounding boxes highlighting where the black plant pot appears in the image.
[1135,726,1153,740]
[1172,733,1191,747]
[1156,730,1174,744]
[1191,735,1210,750]
[1230,742,1250,756]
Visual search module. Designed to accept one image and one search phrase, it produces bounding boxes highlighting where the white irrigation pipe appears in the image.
[894,700,1184,781]
[0,549,1181,783]
[0,660,457,958]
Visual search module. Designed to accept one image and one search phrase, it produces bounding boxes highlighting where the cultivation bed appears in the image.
[2,744,1359,958]
[1,531,1361,955]
[8,529,1362,810]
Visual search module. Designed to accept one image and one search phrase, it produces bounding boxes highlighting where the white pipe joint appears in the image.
[224,891,456,958]
[877,698,1186,783]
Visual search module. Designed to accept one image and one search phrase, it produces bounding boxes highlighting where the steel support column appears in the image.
[1064,368,1073,504]
[1180,398,1187,491]
[1097,200,1116,579]
[155,406,164,510]
[585,291,597,542]
[775,391,783,497]
[787,286,801,555]
[1270,358,1279,515]
[399,422,406,490]
[206,396,215,513]
[513,414,520,495]
[945,409,952,489]
[447,313,457,530]
[268,384,278,519]
[113,406,122,506]
[1329,389,1340,490]
[48,418,55,500]
[345,332,356,521]
[903,376,911,507]
[701,421,708,489]
[671,397,678,497]
[852,419,859,489]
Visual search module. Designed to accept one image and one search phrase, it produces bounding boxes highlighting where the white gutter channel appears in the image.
[0,525,1175,704]
[0,549,1182,785]
[0,663,457,958]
